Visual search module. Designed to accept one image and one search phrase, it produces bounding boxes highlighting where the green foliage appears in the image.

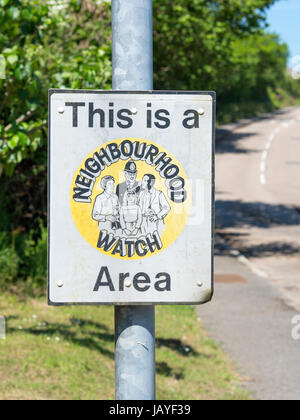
[0,245,19,286]
[0,220,47,293]
[226,33,288,100]
[152,0,300,123]
[0,189,10,232]
[0,0,51,176]
[0,0,111,177]
[21,220,47,287]
[0,1,112,285]
[0,229,19,287]
[153,0,277,91]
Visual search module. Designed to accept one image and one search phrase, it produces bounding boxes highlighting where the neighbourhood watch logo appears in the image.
[70,138,191,260]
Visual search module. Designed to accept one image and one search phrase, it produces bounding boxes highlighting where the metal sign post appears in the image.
[112,0,156,401]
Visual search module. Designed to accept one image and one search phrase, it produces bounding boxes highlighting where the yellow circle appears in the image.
[70,138,191,259]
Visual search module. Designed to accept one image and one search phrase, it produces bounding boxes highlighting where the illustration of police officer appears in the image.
[116,160,141,205]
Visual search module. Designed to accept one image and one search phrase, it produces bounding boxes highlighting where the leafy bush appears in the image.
[0,244,19,288]
[0,189,10,233]
[22,220,47,287]
[0,221,47,293]
[0,0,112,177]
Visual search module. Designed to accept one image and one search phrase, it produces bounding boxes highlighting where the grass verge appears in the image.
[0,293,249,400]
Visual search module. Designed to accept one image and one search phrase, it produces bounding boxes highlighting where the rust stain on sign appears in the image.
[215,274,247,284]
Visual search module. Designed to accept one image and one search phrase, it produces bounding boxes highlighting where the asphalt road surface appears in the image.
[197,107,300,400]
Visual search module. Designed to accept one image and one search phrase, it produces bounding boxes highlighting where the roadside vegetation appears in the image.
[0,295,249,400]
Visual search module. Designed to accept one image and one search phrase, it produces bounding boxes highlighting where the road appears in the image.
[216,107,300,309]
[197,107,300,400]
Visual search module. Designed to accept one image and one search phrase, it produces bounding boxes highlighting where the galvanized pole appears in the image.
[112,0,156,400]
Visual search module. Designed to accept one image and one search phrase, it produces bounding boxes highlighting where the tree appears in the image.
[228,33,288,102]
[153,0,277,92]
[0,0,111,178]
[0,0,111,232]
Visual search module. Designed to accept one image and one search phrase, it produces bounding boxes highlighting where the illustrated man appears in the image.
[116,160,141,205]
[139,174,171,235]
[92,175,119,233]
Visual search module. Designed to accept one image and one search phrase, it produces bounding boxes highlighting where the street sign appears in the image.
[48,90,215,305]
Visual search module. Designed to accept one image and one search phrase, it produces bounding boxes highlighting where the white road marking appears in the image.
[260,160,266,172]
[274,127,281,135]
[216,235,269,279]
[260,173,266,185]
[260,125,282,186]
[259,117,298,186]
[265,141,272,150]
[228,245,268,278]
[269,134,275,142]
[237,255,268,278]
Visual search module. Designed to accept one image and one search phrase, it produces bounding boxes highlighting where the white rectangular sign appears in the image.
[48,90,215,305]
